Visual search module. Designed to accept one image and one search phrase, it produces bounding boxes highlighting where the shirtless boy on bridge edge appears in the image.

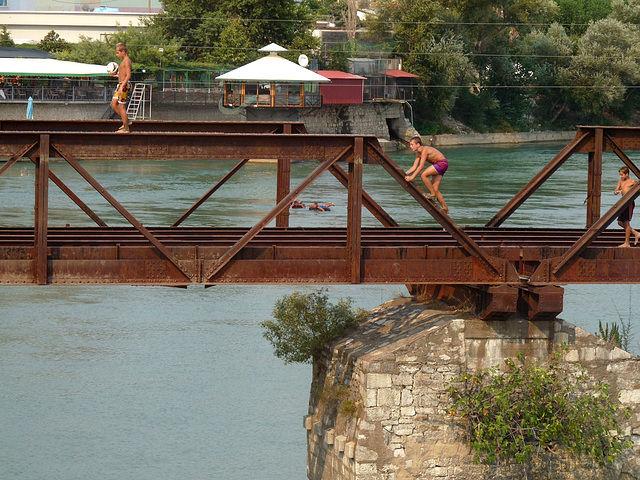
[110,43,132,133]
[404,136,449,214]
[614,166,640,247]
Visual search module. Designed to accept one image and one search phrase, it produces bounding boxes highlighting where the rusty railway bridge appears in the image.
[2,121,640,320]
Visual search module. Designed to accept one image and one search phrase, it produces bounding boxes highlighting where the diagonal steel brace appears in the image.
[51,143,195,282]
[552,181,640,275]
[367,140,504,280]
[204,146,351,282]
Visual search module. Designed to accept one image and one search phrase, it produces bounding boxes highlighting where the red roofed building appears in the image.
[370,69,420,102]
[315,70,366,105]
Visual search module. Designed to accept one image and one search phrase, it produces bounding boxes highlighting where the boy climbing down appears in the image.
[614,166,640,247]
[404,136,449,214]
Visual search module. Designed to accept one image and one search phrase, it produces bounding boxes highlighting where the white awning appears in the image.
[0,58,110,77]
[216,45,329,83]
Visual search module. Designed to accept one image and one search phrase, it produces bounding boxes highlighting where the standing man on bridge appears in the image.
[614,166,640,247]
[110,43,132,133]
[404,136,449,214]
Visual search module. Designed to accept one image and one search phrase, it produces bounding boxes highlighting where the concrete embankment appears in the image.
[427,130,575,147]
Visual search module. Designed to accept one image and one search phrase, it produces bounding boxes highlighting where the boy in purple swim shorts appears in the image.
[404,136,449,213]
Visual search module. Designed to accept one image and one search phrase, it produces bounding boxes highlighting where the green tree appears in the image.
[55,36,114,65]
[448,350,632,466]
[517,23,576,127]
[0,25,15,47]
[153,0,318,64]
[366,0,560,131]
[609,0,640,23]
[56,25,181,72]
[37,30,70,54]
[559,18,640,119]
[555,0,612,36]
[262,291,366,364]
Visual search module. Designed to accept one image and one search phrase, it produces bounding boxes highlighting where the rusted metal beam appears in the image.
[486,130,591,227]
[575,126,640,153]
[0,119,308,134]
[28,157,107,227]
[276,158,291,228]
[347,137,363,283]
[34,135,49,285]
[172,158,250,227]
[51,143,195,282]
[0,132,377,162]
[203,146,351,282]
[586,128,603,227]
[329,163,399,227]
[0,142,39,177]
[542,181,640,278]
[605,132,640,178]
[518,285,564,320]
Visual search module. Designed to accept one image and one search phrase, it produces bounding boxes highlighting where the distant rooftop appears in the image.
[0,47,53,59]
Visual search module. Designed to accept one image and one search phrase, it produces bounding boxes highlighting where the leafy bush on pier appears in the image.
[262,291,366,364]
[447,349,632,466]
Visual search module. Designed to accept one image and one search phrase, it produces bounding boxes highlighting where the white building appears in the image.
[0,11,157,43]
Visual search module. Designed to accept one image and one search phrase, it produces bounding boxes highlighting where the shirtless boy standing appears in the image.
[614,166,640,247]
[404,136,449,214]
[110,43,132,133]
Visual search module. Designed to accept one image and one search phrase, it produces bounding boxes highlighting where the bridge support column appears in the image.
[518,285,564,320]
[586,127,603,227]
[34,134,49,285]
[276,158,291,227]
[411,284,564,321]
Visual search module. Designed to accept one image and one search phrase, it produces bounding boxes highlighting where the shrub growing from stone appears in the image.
[262,291,366,364]
[447,349,632,466]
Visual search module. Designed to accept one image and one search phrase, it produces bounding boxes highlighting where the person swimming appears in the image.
[290,199,305,209]
[309,202,334,212]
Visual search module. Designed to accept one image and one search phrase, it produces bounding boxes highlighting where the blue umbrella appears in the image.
[26,96,34,119]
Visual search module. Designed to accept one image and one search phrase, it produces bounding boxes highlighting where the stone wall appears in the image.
[305,298,640,480]
[297,103,412,140]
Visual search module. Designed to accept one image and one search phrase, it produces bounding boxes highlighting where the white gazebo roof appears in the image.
[216,44,329,84]
[0,58,110,77]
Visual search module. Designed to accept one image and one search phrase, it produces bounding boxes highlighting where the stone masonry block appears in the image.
[365,388,377,407]
[304,415,313,430]
[345,441,356,458]
[324,428,335,445]
[335,435,347,452]
[377,387,401,407]
[392,372,414,386]
[367,373,392,389]
[367,406,392,421]
[355,444,379,462]
[314,421,323,436]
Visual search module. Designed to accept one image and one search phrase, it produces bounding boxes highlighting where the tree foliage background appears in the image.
[25,0,640,132]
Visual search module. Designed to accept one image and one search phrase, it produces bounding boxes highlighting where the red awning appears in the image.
[379,69,419,78]
[315,70,366,80]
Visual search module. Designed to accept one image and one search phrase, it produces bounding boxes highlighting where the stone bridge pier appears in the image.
[305,298,640,480]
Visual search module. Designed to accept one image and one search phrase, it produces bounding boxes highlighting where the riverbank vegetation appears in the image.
[5,0,639,133]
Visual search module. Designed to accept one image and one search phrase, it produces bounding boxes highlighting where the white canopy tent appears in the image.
[0,58,110,77]
[216,43,329,84]
[216,43,329,108]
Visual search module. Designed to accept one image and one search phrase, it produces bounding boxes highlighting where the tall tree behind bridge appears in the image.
[153,0,319,64]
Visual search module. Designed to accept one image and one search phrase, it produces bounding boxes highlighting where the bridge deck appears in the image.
[1,226,639,286]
